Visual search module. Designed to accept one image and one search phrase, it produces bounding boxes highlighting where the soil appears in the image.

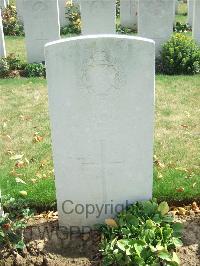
[0,211,199,266]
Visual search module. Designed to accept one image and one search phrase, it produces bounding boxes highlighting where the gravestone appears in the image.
[187,0,194,26]
[58,0,67,27]
[22,0,60,63]
[192,0,200,43]
[0,9,6,57]
[0,0,6,9]
[138,0,174,56]
[120,0,138,29]
[45,35,155,228]
[16,0,24,24]
[80,0,116,34]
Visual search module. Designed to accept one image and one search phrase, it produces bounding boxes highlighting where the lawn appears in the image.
[0,2,199,209]
[0,75,199,209]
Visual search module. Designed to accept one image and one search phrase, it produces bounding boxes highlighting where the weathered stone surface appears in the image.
[138,0,174,56]
[45,35,155,227]
[120,0,138,29]
[80,0,116,34]
[187,0,194,26]
[0,8,6,57]
[193,0,200,43]
[23,0,60,63]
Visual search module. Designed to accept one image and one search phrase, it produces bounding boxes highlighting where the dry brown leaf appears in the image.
[192,202,199,212]
[176,187,185,193]
[15,160,25,168]
[181,124,189,128]
[177,207,187,215]
[10,170,23,177]
[105,218,118,228]
[33,135,43,143]
[31,178,37,184]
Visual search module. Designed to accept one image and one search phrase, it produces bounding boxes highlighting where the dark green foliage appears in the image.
[23,63,46,78]
[160,34,200,75]
[173,22,192,33]
[2,5,24,36]
[98,199,183,266]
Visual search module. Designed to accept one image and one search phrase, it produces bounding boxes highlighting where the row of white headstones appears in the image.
[0,1,197,229]
[1,0,200,63]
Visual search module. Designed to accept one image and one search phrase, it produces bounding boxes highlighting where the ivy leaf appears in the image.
[158,250,172,262]
[117,239,129,251]
[158,202,169,216]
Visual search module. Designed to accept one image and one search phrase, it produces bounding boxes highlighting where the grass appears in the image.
[0,76,199,209]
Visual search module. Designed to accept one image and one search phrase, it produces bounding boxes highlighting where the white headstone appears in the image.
[45,35,155,228]
[120,0,138,29]
[175,0,179,14]
[0,9,6,57]
[58,0,67,27]
[80,0,116,34]
[16,0,24,24]
[188,0,194,26]
[22,0,60,63]
[193,0,200,43]
[138,0,174,56]
[0,0,6,9]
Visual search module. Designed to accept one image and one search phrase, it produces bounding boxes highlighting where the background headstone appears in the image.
[138,0,174,56]
[187,0,194,26]
[22,0,60,63]
[192,0,200,43]
[80,0,116,34]
[58,0,68,27]
[120,0,138,29]
[0,0,6,9]
[0,9,6,57]
[16,0,24,24]
[45,35,155,227]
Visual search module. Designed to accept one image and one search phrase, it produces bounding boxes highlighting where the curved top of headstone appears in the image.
[45,34,155,50]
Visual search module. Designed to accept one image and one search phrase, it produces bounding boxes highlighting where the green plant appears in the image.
[23,63,46,78]
[2,5,24,36]
[0,193,32,250]
[173,22,192,33]
[0,58,10,78]
[160,33,200,75]
[6,53,23,70]
[116,24,136,35]
[98,199,183,266]
[116,0,120,17]
[62,1,81,35]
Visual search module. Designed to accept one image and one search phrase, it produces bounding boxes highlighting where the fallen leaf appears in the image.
[10,170,23,177]
[181,124,189,128]
[192,202,199,212]
[158,202,169,215]
[157,173,163,179]
[33,135,43,143]
[31,179,37,184]
[15,177,26,184]
[19,191,27,197]
[177,207,187,215]
[176,187,185,193]
[10,154,24,160]
[105,218,118,228]
[15,160,25,168]
[7,150,14,155]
